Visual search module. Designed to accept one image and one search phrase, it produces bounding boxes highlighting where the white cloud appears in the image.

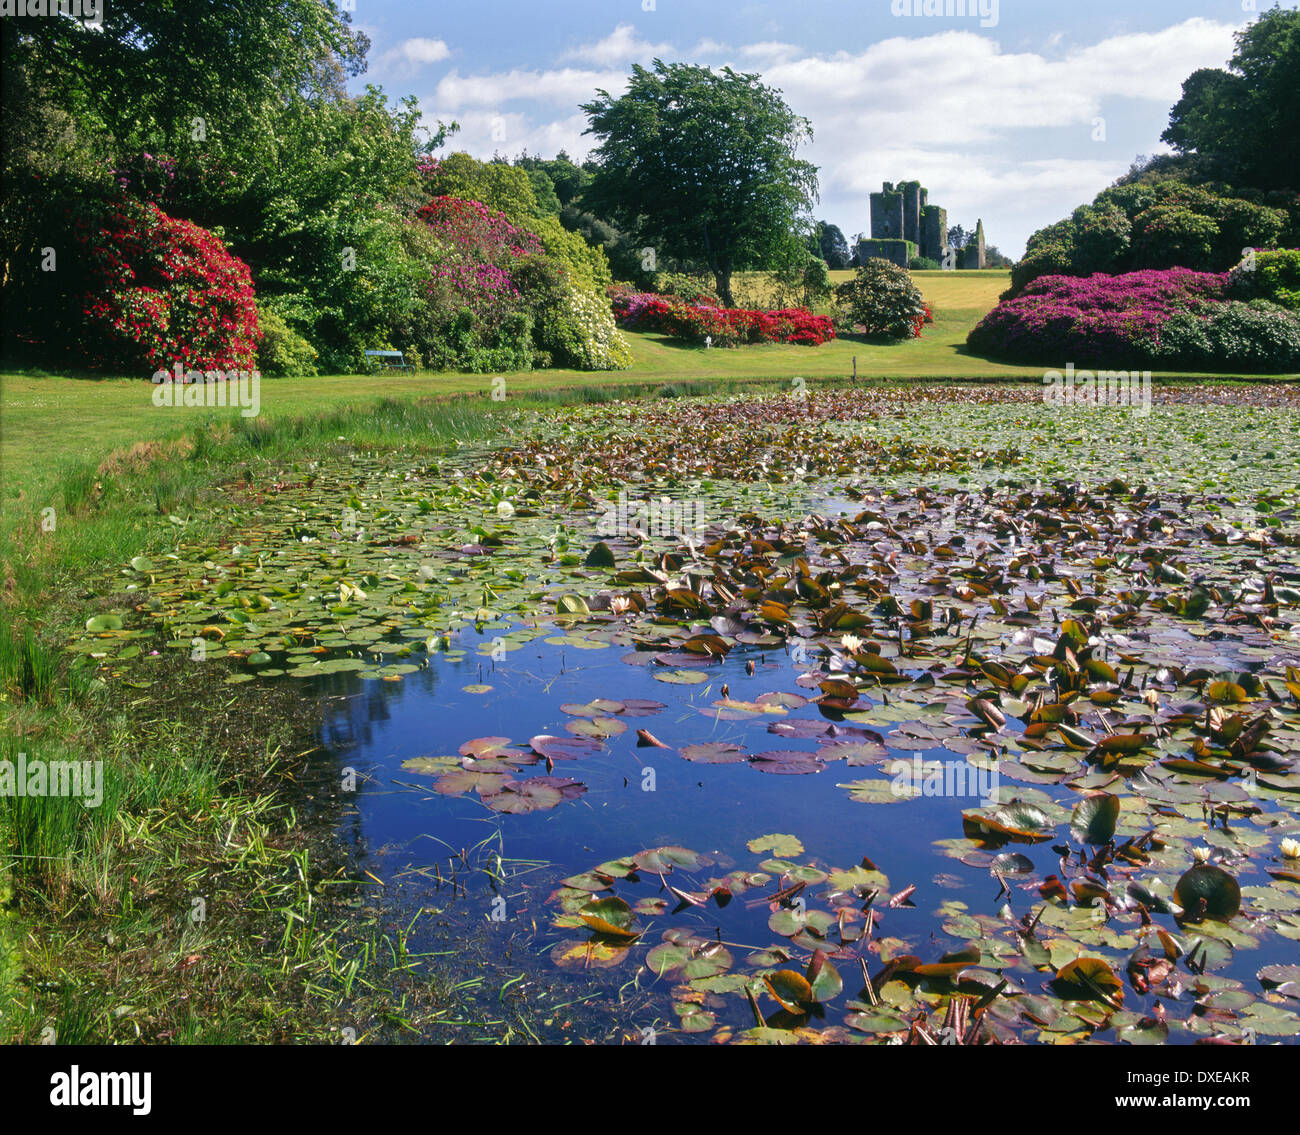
[377,37,451,71]
[561,24,673,65]
[433,110,593,162]
[1065,18,1234,99]
[374,37,454,78]
[418,17,1241,255]
[738,42,802,64]
[429,67,628,110]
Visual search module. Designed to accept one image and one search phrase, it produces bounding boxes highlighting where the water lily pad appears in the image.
[1174,864,1242,923]
[633,846,700,873]
[1053,957,1124,1005]
[747,834,805,858]
[483,777,570,813]
[653,668,709,685]
[1071,792,1120,845]
[578,897,641,941]
[550,939,628,969]
[750,750,825,775]
[763,970,814,1012]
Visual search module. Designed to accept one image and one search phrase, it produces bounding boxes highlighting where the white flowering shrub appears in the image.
[540,282,634,370]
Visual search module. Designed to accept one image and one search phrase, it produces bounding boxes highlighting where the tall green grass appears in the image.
[0,624,58,705]
[0,733,122,889]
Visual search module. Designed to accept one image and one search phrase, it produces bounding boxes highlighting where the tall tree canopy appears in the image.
[1162,7,1300,191]
[1,0,368,165]
[814,222,851,269]
[580,60,818,306]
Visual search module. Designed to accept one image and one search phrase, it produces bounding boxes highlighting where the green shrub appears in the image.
[834,258,928,340]
[1071,201,1131,274]
[1009,238,1074,296]
[535,282,633,370]
[532,214,614,292]
[1154,309,1215,362]
[909,256,940,271]
[1010,180,1290,297]
[1231,248,1300,310]
[1211,198,1287,266]
[648,272,720,306]
[1158,299,1300,370]
[769,251,833,309]
[1131,205,1220,270]
[427,309,534,374]
[255,307,319,376]
[800,256,833,307]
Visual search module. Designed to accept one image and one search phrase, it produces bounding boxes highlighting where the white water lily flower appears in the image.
[1192,847,1212,863]
[840,634,864,653]
[496,500,515,518]
[1281,838,1300,859]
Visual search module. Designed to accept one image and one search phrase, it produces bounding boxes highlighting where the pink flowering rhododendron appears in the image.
[416,195,546,325]
[968,268,1228,364]
[75,200,260,372]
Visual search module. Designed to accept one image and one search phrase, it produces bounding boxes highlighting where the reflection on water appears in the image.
[306,628,1298,1044]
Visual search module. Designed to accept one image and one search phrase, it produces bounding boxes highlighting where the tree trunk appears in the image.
[714,269,735,308]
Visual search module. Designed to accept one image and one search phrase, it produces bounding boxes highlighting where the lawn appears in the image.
[2,268,1295,545]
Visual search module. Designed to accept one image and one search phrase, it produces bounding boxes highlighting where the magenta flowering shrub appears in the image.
[967,268,1229,365]
[417,195,542,321]
[413,195,547,370]
[75,200,261,372]
[407,193,631,372]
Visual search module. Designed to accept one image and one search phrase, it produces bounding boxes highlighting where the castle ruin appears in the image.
[856,181,987,270]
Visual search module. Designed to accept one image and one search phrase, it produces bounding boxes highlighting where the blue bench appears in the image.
[364,349,413,374]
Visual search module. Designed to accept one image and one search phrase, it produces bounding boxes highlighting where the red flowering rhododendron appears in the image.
[607,286,835,347]
[75,200,260,372]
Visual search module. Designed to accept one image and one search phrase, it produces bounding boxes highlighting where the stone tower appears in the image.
[960,218,987,269]
[898,180,925,247]
[869,183,904,240]
[921,205,947,263]
[867,179,955,267]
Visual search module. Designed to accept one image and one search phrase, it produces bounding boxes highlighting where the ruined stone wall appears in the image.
[868,181,986,269]
[959,219,987,269]
[921,205,947,263]
[856,238,915,269]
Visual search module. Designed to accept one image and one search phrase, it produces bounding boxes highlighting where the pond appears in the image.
[78,385,1300,1044]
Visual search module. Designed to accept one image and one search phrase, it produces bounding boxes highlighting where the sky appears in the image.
[346,0,1292,258]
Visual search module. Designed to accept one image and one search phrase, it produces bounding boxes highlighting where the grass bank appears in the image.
[0,397,562,1043]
